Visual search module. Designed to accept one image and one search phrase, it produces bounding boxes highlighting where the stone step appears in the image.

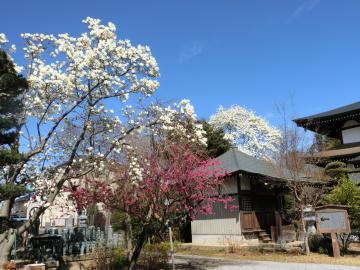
[258,231,272,243]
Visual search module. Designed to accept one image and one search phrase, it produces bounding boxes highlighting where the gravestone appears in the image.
[78,214,88,228]
[65,217,74,228]
[107,225,114,247]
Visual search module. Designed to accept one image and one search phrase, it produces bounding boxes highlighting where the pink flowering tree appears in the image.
[66,142,234,269]
[114,143,235,269]
[64,178,117,213]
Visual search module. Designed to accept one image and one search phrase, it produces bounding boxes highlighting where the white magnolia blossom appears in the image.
[1,18,206,214]
[121,99,207,185]
[0,33,8,45]
[210,105,281,159]
[158,100,206,144]
[14,17,162,196]
[21,17,160,120]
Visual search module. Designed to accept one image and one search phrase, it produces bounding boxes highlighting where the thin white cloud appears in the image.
[178,42,204,64]
[290,0,320,21]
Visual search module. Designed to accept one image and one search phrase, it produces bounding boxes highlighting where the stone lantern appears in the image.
[303,205,316,235]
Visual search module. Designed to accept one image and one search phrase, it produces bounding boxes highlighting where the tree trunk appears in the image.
[128,228,147,270]
[0,200,11,217]
[0,205,46,267]
[128,203,154,270]
[0,199,15,268]
[124,211,133,262]
[304,231,310,255]
[0,229,16,270]
[300,206,310,255]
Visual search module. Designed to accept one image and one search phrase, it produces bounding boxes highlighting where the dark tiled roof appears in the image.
[217,149,324,184]
[217,149,280,179]
[294,101,360,125]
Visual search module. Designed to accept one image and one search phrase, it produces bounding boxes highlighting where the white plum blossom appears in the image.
[210,105,281,159]
[128,155,144,185]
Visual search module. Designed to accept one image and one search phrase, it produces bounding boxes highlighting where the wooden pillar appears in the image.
[275,211,283,244]
[236,173,242,210]
[331,233,340,258]
[250,176,254,211]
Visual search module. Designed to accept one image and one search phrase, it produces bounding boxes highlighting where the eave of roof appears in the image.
[315,205,349,211]
[312,146,360,159]
[294,101,360,125]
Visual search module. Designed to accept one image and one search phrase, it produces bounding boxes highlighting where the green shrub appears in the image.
[111,247,128,269]
[308,234,332,254]
[282,195,297,222]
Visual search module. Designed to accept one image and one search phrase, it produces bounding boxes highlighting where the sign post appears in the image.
[330,233,341,258]
[315,205,351,258]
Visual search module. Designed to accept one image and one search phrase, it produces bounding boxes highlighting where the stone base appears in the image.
[24,264,46,270]
[191,234,259,246]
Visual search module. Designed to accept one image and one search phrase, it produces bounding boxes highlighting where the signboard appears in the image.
[315,205,351,258]
[316,207,351,234]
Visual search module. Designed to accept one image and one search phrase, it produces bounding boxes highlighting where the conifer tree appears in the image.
[200,120,232,157]
[0,49,27,165]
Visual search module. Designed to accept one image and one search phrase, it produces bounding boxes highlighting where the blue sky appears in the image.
[1,0,360,126]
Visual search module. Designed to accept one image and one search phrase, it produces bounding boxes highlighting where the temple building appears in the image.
[191,149,302,245]
[294,101,360,185]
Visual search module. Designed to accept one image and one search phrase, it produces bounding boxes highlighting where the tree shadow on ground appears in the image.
[172,256,258,270]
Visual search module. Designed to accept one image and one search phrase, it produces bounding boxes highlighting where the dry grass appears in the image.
[176,243,360,267]
[3,261,16,270]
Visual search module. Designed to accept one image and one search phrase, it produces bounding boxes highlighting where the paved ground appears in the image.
[173,254,360,270]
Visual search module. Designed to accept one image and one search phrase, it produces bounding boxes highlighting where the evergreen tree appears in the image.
[0,49,27,165]
[324,161,360,230]
[324,161,348,182]
[0,50,28,202]
[200,120,232,158]
[324,177,360,229]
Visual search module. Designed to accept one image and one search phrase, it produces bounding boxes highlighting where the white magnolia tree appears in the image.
[0,18,206,265]
[209,105,281,159]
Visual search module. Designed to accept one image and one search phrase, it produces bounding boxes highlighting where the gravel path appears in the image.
[174,254,360,270]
